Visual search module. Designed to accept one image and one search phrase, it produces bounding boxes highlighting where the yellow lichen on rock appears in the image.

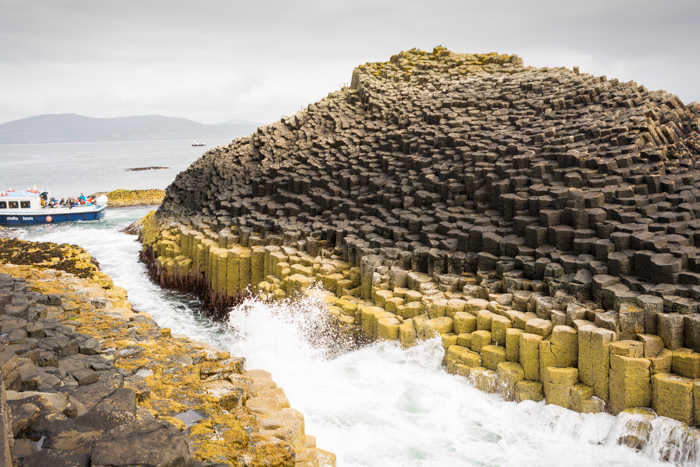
[0,237,334,466]
[136,198,700,444]
[92,189,166,207]
[652,373,694,425]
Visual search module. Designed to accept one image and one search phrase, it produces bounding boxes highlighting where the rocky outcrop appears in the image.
[1,244,334,466]
[0,238,109,282]
[144,47,700,459]
[92,189,166,207]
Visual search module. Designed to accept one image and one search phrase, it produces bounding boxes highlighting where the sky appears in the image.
[1,0,698,126]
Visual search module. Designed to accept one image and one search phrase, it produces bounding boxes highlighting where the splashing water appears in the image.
[8,208,696,467]
[225,291,680,467]
[12,208,232,348]
[227,287,357,360]
[610,413,700,465]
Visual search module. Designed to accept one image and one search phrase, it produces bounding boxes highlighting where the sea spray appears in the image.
[227,286,358,360]
[605,412,700,465]
[223,290,676,467]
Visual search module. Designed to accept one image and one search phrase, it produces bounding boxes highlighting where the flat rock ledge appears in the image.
[0,246,335,466]
[92,189,166,208]
[142,47,700,462]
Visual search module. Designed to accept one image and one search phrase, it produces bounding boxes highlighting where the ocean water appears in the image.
[0,138,233,199]
[2,142,696,466]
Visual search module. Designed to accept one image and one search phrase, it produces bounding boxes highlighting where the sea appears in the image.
[0,140,695,466]
[0,138,234,199]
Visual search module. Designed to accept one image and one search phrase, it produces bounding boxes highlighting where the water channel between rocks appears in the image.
[10,207,683,467]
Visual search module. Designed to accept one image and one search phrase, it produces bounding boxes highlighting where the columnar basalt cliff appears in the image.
[144,47,700,456]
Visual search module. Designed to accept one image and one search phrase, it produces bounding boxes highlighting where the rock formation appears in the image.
[1,240,334,466]
[143,47,700,456]
[92,189,166,208]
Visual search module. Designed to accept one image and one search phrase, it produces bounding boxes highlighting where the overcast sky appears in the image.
[1,0,698,126]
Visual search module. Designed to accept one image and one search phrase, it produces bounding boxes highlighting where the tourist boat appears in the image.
[0,190,108,225]
[192,141,206,147]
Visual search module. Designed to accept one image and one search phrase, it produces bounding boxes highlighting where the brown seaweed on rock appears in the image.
[0,238,98,279]
[139,242,249,322]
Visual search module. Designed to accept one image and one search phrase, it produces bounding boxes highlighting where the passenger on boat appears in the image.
[59,198,66,207]
[79,193,86,204]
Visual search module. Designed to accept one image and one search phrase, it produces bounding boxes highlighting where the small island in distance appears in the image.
[125,166,169,171]
[0,113,261,144]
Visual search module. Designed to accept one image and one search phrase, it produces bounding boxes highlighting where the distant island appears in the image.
[0,114,261,144]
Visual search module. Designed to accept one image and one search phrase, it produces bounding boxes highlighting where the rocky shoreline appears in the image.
[0,238,335,466]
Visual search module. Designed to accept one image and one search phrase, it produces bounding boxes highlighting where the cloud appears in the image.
[0,0,698,124]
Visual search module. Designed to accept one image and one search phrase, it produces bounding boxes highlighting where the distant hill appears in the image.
[0,114,261,144]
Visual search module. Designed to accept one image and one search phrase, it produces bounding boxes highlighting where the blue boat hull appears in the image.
[0,206,106,226]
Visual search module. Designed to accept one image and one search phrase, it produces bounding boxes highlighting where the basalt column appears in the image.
[143,47,700,444]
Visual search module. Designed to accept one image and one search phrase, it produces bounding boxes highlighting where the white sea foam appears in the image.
[15,207,231,348]
[225,292,673,467]
[11,207,693,467]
